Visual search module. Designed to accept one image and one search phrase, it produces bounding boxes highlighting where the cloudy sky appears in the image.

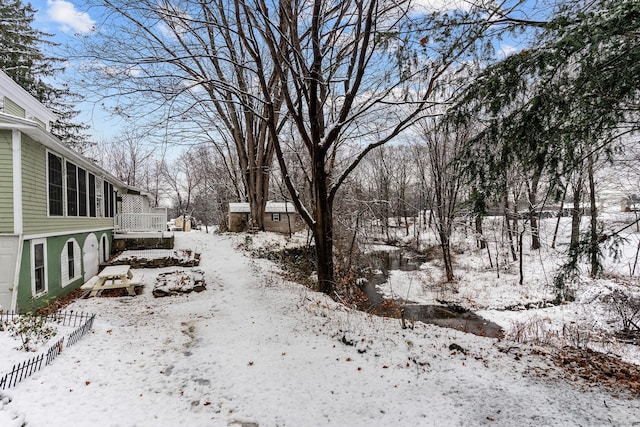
[29,0,119,142]
[26,0,539,144]
[33,0,95,35]
[33,0,472,34]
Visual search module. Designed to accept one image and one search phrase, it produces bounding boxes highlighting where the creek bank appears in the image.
[362,248,504,338]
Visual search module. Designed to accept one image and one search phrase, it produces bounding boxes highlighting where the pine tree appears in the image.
[452,0,640,292]
[456,0,639,183]
[0,0,89,150]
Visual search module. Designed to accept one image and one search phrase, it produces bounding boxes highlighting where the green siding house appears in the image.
[0,70,134,313]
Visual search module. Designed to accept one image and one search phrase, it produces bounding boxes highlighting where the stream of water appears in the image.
[361,249,503,338]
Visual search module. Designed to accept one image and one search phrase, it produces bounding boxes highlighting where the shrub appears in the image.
[5,313,57,352]
[603,288,640,333]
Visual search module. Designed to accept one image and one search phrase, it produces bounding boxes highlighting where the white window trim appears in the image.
[272,213,281,222]
[88,172,96,217]
[66,161,77,217]
[31,238,48,297]
[99,234,110,263]
[96,176,104,218]
[61,238,81,287]
[77,167,88,217]
[47,154,96,219]
[46,150,64,218]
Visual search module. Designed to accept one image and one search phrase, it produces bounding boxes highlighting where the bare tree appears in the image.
[79,0,529,294]
[359,144,418,241]
[188,144,242,230]
[161,152,198,218]
[362,147,394,241]
[418,121,468,282]
[78,0,286,229]
[240,0,516,293]
[94,128,155,187]
[87,128,169,205]
[392,146,419,237]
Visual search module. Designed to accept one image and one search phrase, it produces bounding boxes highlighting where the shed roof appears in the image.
[229,201,298,214]
[228,203,251,213]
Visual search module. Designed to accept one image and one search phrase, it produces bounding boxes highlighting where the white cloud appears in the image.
[411,0,474,13]
[46,0,95,34]
[499,44,519,57]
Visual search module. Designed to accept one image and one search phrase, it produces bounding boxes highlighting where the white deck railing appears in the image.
[115,212,167,233]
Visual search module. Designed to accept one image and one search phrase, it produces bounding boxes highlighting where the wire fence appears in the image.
[0,311,96,390]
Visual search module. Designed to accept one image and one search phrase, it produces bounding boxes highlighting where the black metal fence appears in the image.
[0,311,96,390]
[0,310,94,328]
[66,313,95,347]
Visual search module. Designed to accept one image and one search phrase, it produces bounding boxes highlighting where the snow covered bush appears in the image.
[602,286,640,335]
[506,315,556,346]
[4,313,57,352]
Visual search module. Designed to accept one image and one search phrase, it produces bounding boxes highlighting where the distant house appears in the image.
[0,70,162,313]
[620,195,640,212]
[168,215,194,232]
[228,201,304,233]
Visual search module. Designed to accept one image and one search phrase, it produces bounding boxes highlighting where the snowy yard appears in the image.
[0,230,639,426]
[0,312,93,370]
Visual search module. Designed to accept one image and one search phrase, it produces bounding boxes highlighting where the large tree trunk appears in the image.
[439,231,455,282]
[588,156,600,277]
[313,212,334,294]
[528,171,541,250]
[475,214,486,249]
[247,169,270,230]
[239,113,275,230]
[519,228,525,285]
[503,192,517,262]
[570,172,584,251]
[311,150,335,293]
[551,189,567,249]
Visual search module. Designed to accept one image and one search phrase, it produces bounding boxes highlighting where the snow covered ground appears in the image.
[375,215,640,366]
[0,230,639,426]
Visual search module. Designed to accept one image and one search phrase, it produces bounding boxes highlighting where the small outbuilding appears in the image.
[621,195,640,212]
[170,215,194,231]
[228,201,304,233]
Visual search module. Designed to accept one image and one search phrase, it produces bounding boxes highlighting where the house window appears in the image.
[103,180,109,217]
[32,240,47,295]
[96,177,103,218]
[66,161,78,216]
[61,238,81,286]
[89,174,96,217]
[78,168,87,216]
[111,186,117,216]
[103,181,115,217]
[47,153,63,216]
[272,213,281,222]
[67,241,75,279]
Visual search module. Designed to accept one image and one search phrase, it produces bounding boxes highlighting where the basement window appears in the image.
[32,240,47,296]
[61,238,81,286]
